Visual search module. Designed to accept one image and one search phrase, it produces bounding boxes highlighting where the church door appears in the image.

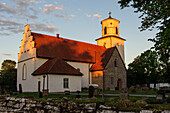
[117,79,122,90]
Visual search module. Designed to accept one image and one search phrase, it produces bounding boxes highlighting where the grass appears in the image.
[82,89,157,95]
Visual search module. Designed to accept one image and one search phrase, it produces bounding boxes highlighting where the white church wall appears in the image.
[48,74,82,92]
[17,58,48,92]
[67,61,91,88]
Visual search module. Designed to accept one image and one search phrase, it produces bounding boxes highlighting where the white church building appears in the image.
[17,14,127,93]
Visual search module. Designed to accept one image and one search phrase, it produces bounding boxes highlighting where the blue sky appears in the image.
[0,0,158,67]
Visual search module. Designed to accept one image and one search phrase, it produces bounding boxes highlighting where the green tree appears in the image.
[0,59,17,93]
[118,0,170,82]
[127,50,161,88]
[1,59,16,71]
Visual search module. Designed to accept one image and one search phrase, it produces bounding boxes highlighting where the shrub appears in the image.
[145,98,156,104]
[129,86,136,92]
[166,97,170,103]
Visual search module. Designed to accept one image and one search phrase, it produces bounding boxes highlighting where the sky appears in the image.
[0,0,158,68]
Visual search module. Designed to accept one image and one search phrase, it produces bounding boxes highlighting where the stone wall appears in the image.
[91,71,103,89]
[0,96,169,113]
[104,48,127,90]
[0,96,114,113]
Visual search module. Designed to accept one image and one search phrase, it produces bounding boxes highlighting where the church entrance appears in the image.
[117,79,122,90]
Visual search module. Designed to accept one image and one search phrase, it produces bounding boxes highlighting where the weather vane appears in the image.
[109,12,112,18]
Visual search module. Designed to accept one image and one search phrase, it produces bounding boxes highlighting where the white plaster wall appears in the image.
[67,62,91,88]
[48,74,82,92]
[17,58,47,92]
[97,37,125,62]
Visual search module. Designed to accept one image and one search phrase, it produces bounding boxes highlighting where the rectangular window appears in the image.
[63,78,69,88]
[111,76,114,85]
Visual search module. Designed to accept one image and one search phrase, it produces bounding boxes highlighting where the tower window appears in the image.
[114,59,118,67]
[104,27,107,35]
[110,22,112,25]
[22,63,27,80]
[116,27,118,34]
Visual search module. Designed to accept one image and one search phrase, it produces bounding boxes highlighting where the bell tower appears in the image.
[96,12,126,62]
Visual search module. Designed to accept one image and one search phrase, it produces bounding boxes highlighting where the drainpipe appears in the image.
[43,75,46,91]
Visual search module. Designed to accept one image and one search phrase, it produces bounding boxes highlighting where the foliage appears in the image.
[127,50,160,87]
[0,59,17,93]
[118,0,170,82]
[1,59,16,70]
[145,97,157,104]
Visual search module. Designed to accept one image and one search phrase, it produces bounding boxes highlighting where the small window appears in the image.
[114,59,118,67]
[22,64,27,80]
[63,78,69,88]
[104,27,107,35]
[110,22,112,25]
[111,75,114,85]
[116,27,118,34]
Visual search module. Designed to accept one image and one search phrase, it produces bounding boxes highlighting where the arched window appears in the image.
[22,64,27,80]
[116,27,118,34]
[104,27,107,35]
[114,59,118,67]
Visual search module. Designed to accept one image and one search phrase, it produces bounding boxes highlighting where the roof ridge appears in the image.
[31,32,106,49]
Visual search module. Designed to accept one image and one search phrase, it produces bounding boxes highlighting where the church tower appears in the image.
[96,12,126,62]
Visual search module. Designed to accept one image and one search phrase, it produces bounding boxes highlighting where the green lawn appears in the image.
[82,89,157,95]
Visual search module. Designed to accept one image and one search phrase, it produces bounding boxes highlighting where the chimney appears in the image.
[56,34,59,38]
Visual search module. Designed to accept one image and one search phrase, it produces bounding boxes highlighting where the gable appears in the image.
[105,47,126,70]
[90,47,126,71]
[32,59,83,76]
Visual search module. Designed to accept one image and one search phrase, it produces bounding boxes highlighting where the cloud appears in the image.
[0,2,17,14]
[0,19,23,34]
[29,7,38,15]
[86,14,91,18]
[13,0,29,9]
[0,19,23,26]
[1,53,12,56]
[30,0,46,4]
[0,33,10,36]
[93,14,101,18]
[28,15,38,19]
[30,23,58,33]
[43,4,62,14]
[55,14,72,20]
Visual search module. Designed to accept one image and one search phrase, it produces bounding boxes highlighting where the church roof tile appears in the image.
[32,59,83,76]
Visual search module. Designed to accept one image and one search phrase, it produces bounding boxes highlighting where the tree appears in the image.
[1,59,16,70]
[127,50,161,88]
[0,59,17,93]
[118,0,170,82]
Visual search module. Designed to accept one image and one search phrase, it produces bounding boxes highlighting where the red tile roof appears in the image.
[32,59,83,76]
[32,32,106,63]
[31,32,123,73]
[90,47,116,71]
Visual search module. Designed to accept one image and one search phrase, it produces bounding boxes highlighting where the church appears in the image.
[17,13,127,93]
